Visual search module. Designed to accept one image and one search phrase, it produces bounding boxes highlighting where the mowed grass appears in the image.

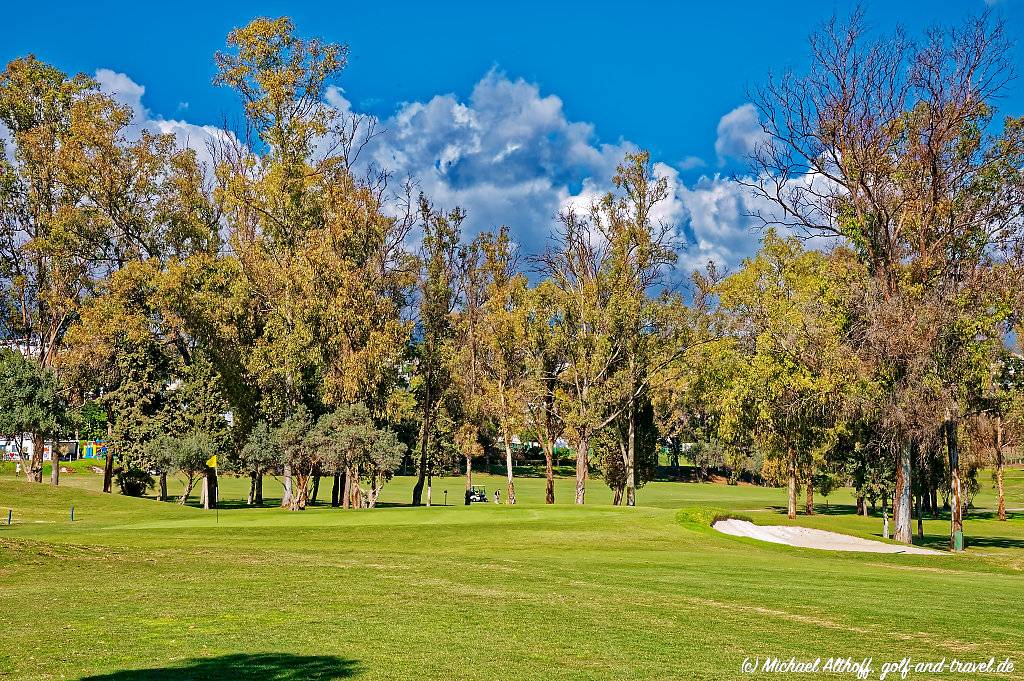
[1,464,1023,680]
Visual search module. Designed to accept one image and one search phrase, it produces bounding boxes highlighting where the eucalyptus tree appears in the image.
[521,280,565,504]
[479,227,530,505]
[214,17,348,507]
[534,152,680,505]
[717,232,860,519]
[452,232,493,494]
[214,19,419,511]
[1,53,217,489]
[411,197,463,506]
[535,207,615,504]
[0,59,106,484]
[747,10,1024,544]
[598,152,679,506]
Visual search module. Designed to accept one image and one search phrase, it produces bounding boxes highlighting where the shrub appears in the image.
[675,506,753,527]
[116,468,155,497]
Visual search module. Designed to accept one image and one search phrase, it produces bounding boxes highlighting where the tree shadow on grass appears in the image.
[78,653,360,681]
[911,532,1024,551]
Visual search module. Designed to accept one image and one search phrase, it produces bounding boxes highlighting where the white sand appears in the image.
[713,518,942,555]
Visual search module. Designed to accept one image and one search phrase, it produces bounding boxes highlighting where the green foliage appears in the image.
[0,349,68,439]
[233,421,280,476]
[73,400,108,441]
[116,469,155,497]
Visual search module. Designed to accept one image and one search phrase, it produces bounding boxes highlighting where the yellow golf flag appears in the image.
[206,455,217,468]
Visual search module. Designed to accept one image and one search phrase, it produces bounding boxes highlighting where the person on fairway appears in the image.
[494,489,501,504]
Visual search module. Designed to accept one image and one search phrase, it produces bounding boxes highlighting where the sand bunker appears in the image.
[713,518,942,555]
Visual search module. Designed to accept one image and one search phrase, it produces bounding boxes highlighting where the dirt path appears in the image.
[713,519,942,554]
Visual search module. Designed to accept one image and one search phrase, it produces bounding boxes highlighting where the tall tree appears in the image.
[479,227,529,505]
[747,10,1024,544]
[410,197,462,506]
[717,232,860,519]
[522,281,565,504]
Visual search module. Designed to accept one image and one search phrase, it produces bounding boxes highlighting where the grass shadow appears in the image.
[78,653,359,680]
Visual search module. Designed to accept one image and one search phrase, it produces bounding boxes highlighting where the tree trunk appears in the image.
[426,470,432,507]
[247,473,256,505]
[179,473,197,505]
[158,472,168,502]
[255,470,263,505]
[351,466,361,509]
[50,439,59,486]
[947,410,963,550]
[209,468,218,509]
[289,468,309,511]
[502,428,516,505]
[786,448,797,519]
[29,432,43,483]
[331,472,341,508]
[882,493,889,539]
[575,434,588,505]
[102,414,114,493]
[465,454,472,492]
[804,464,814,515]
[856,495,865,516]
[625,398,636,507]
[543,441,555,505]
[280,462,293,509]
[930,486,939,519]
[995,416,1006,522]
[311,473,321,504]
[916,494,924,540]
[342,465,352,509]
[893,443,912,544]
[203,470,218,510]
[612,486,623,505]
[16,441,32,483]
[200,476,208,508]
[412,377,432,506]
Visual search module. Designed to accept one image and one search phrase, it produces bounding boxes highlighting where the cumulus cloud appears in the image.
[714,103,768,166]
[84,67,807,274]
[358,70,638,247]
[676,174,767,273]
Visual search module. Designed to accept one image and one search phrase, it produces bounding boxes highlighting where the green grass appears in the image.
[1,465,1023,680]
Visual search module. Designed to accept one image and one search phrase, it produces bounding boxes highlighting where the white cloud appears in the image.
[676,174,766,273]
[85,68,803,274]
[360,69,637,248]
[0,122,12,161]
[95,69,146,121]
[714,103,768,166]
[678,155,707,170]
[95,69,227,172]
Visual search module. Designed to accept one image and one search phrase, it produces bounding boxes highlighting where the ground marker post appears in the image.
[70,506,74,522]
[6,509,11,526]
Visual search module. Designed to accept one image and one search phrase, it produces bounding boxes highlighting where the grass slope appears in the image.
[1,465,1022,680]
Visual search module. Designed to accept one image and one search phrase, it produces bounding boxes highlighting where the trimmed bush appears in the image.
[116,469,155,497]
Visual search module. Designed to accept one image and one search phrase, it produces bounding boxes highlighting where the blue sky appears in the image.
[6,1,1024,270]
